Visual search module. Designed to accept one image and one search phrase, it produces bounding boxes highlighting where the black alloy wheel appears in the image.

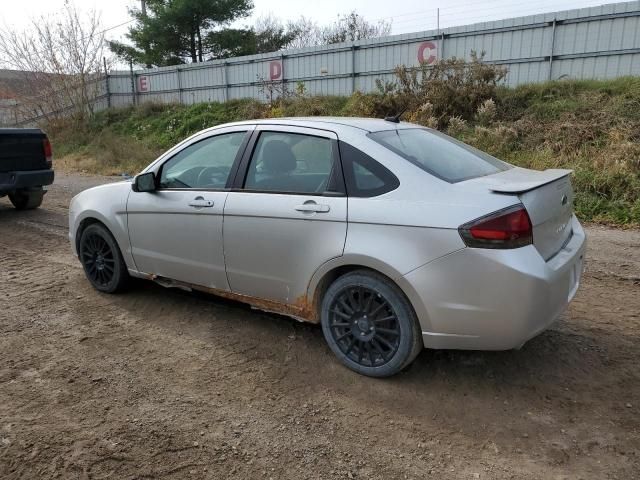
[79,223,129,293]
[328,286,400,367]
[321,270,423,377]
[81,232,116,287]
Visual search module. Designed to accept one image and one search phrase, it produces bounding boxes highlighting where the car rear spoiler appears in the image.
[485,169,573,194]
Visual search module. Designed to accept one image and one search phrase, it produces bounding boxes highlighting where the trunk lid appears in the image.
[0,128,49,172]
[465,167,575,260]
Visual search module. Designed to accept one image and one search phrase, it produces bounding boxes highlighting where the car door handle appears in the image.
[295,202,330,213]
[188,198,214,208]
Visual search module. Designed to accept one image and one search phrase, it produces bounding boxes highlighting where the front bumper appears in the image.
[404,215,586,350]
[0,169,54,193]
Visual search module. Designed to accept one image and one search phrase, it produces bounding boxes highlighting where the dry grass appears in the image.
[48,75,640,225]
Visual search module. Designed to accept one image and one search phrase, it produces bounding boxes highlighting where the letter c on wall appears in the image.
[417,41,437,65]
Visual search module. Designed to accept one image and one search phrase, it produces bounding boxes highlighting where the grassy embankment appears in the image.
[51,77,640,225]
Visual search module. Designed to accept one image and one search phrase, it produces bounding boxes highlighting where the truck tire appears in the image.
[9,189,44,210]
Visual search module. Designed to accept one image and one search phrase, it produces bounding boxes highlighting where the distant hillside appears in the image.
[0,69,61,100]
[0,69,31,99]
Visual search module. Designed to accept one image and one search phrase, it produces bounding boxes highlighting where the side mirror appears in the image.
[132,172,157,193]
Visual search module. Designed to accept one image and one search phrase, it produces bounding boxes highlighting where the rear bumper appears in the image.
[405,215,586,350]
[0,169,54,193]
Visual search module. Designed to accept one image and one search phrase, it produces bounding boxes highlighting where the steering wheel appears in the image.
[196,166,230,188]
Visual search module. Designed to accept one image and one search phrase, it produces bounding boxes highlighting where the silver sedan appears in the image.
[69,118,586,377]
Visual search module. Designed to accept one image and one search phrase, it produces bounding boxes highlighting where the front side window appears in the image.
[369,128,511,183]
[159,131,247,189]
[244,131,335,194]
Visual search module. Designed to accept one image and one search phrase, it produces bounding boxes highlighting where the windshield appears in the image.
[369,128,511,183]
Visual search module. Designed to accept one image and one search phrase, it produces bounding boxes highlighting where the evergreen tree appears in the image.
[109,0,253,66]
[206,15,299,59]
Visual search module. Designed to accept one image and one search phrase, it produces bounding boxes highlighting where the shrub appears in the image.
[406,102,438,128]
[447,116,467,136]
[392,51,507,127]
[466,125,519,158]
[342,82,406,118]
[475,98,497,126]
[47,75,640,226]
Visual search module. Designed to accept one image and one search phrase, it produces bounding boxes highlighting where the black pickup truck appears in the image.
[0,128,54,210]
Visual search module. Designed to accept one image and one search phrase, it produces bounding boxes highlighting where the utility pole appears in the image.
[130,59,137,106]
[103,57,111,109]
[140,0,152,69]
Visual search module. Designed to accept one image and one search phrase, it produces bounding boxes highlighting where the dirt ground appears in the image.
[1,172,639,480]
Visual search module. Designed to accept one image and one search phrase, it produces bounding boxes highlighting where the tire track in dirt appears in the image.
[1,174,639,479]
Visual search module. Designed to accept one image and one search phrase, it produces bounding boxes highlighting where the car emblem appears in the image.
[561,194,568,206]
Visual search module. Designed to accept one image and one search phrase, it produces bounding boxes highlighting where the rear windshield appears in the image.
[368,128,511,183]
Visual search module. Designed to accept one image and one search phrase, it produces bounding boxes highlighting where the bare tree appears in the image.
[322,12,392,44]
[0,1,106,124]
[285,17,324,49]
[253,14,299,53]
[284,12,391,50]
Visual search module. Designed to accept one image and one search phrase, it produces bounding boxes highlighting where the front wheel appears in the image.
[79,223,129,293]
[321,270,423,377]
[9,188,44,210]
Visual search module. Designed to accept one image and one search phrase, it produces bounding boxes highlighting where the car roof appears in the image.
[222,117,418,133]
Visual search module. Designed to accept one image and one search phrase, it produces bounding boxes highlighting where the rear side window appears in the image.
[369,128,511,183]
[339,141,399,197]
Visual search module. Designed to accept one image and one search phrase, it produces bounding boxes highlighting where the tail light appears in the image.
[459,205,532,249]
[43,138,53,168]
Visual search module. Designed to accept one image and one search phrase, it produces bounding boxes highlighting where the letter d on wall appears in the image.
[269,61,283,80]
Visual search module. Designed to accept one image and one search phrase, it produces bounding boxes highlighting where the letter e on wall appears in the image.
[138,76,150,92]
[269,61,283,81]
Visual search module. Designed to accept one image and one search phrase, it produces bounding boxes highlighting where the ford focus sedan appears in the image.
[69,118,586,377]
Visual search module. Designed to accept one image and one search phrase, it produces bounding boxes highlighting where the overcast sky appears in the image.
[0,0,622,42]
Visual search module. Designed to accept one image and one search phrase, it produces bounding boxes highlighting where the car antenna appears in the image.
[384,107,408,123]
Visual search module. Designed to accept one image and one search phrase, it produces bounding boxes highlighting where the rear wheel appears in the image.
[321,270,423,377]
[9,188,44,210]
[79,223,129,293]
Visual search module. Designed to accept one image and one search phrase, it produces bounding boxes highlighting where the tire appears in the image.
[79,223,129,293]
[9,188,44,210]
[320,270,423,377]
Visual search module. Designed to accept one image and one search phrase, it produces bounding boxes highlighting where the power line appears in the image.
[391,0,606,25]
[378,0,619,32]
[439,0,608,18]
[95,19,135,38]
[0,17,135,69]
[374,0,510,23]
[392,0,612,33]
[382,0,616,23]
